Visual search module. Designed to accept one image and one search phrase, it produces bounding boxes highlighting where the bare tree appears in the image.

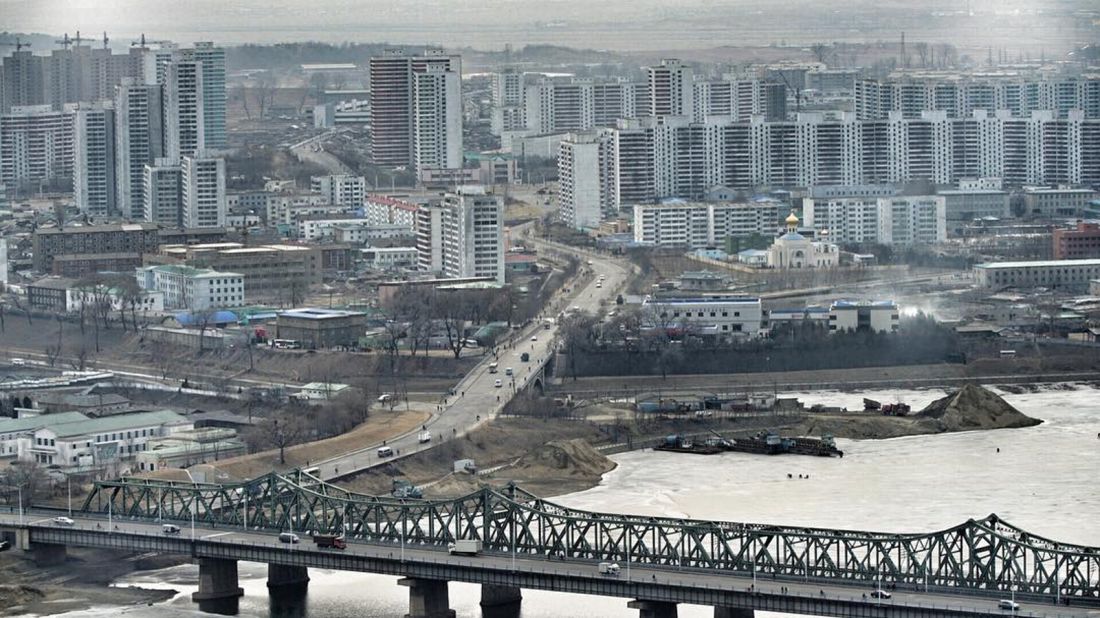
[250,413,304,465]
[914,42,930,68]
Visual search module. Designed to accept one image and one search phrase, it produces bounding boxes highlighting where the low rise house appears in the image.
[16,410,192,470]
[134,427,247,472]
[275,308,368,349]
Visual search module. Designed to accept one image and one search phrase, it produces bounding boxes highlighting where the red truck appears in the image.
[313,534,347,550]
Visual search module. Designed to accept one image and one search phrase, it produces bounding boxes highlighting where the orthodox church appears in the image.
[766,212,839,269]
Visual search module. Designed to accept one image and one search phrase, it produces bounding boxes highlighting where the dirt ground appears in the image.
[0,547,176,617]
[215,406,432,479]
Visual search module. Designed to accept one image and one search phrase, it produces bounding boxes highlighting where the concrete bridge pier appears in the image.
[267,563,310,590]
[399,577,456,618]
[629,599,678,618]
[29,542,66,567]
[191,557,245,615]
[714,608,754,618]
[480,584,522,618]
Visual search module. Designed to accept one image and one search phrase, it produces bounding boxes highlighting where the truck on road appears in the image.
[448,539,482,555]
[418,430,431,443]
[598,562,620,576]
[313,534,346,550]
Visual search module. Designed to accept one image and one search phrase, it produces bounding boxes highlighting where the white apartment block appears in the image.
[647,59,694,117]
[115,79,164,220]
[613,110,1100,201]
[137,264,244,310]
[413,64,463,171]
[144,158,182,225]
[368,49,461,169]
[876,196,947,246]
[365,194,418,228]
[311,174,366,208]
[0,104,74,189]
[828,301,900,333]
[416,189,504,284]
[71,103,116,217]
[803,196,946,246]
[633,200,781,248]
[855,76,1100,120]
[558,129,619,229]
[361,246,418,270]
[164,59,205,160]
[181,152,225,228]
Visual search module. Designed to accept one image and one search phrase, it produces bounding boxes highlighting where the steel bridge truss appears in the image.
[82,471,1099,601]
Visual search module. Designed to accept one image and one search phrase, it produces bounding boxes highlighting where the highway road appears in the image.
[309,233,633,482]
[1,511,1088,617]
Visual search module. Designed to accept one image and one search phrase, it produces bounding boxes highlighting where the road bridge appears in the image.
[1,471,1094,617]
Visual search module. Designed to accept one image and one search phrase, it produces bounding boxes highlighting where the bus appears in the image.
[273,339,302,350]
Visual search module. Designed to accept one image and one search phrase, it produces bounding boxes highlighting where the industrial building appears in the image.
[641,295,764,337]
[828,300,900,333]
[275,308,369,349]
[974,259,1100,290]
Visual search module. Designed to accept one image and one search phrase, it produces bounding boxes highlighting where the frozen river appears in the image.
[43,384,1100,618]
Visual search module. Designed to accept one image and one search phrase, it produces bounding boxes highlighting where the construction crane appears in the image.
[771,70,803,115]
[101,32,109,50]
[55,33,72,50]
[0,38,32,52]
[131,33,171,48]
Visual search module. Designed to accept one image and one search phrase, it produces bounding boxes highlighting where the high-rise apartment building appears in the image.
[184,43,226,150]
[855,76,1100,120]
[415,189,504,284]
[0,104,74,191]
[164,60,204,160]
[647,59,694,117]
[0,50,47,112]
[611,110,1100,201]
[181,152,225,228]
[115,79,165,219]
[71,103,116,217]
[412,63,463,171]
[558,129,619,229]
[368,49,461,170]
[143,158,182,225]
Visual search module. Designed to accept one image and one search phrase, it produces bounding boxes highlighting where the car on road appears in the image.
[11,358,25,366]
[162,524,181,535]
[870,589,891,599]
[998,600,1020,611]
[494,379,503,388]
[377,446,394,458]
[505,367,513,376]
[52,517,74,526]
[531,336,537,341]
[278,532,300,544]
[0,540,10,552]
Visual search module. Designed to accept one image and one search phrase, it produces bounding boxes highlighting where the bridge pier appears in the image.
[714,608,754,618]
[399,577,456,618]
[191,557,244,615]
[30,542,66,567]
[628,599,678,618]
[267,563,310,590]
[480,584,522,607]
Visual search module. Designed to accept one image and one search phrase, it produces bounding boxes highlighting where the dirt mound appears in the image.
[914,384,1041,432]
[0,585,45,612]
[511,439,616,479]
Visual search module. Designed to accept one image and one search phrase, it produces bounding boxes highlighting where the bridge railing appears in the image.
[79,472,1100,602]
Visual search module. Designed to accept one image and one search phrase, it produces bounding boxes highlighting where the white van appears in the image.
[377,446,394,458]
[162,524,181,535]
[488,362,499,373]
[998,600,1020,611]
[279,532,300,544]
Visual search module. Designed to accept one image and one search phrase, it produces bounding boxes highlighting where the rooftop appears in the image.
[35,223,159,235]
[645,296,760,305]
[279,308,367,320]
[42,410,190,439]
[0,412,90,435]
[975,259,1100,269]
[148,264,243,278]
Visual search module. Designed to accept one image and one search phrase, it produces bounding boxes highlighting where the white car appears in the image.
[531,336,538,342]
[494,379,503,388]
[52,516,75,526]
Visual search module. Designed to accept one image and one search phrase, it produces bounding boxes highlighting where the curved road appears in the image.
[310,235,632,481]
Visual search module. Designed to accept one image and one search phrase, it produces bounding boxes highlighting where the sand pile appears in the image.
[914,384,1041,432]
[510,439,616,479]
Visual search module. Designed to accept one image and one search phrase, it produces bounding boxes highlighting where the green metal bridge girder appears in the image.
[81,471,1100,601]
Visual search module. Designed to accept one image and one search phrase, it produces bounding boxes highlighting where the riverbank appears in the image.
[0,547,177,617]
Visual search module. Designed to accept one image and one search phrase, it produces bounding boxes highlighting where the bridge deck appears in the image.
[2,512,1094,618]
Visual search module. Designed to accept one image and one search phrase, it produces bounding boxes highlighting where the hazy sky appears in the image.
[3,0,1094,52]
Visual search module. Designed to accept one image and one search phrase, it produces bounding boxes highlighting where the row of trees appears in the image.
[559,306,961,378]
